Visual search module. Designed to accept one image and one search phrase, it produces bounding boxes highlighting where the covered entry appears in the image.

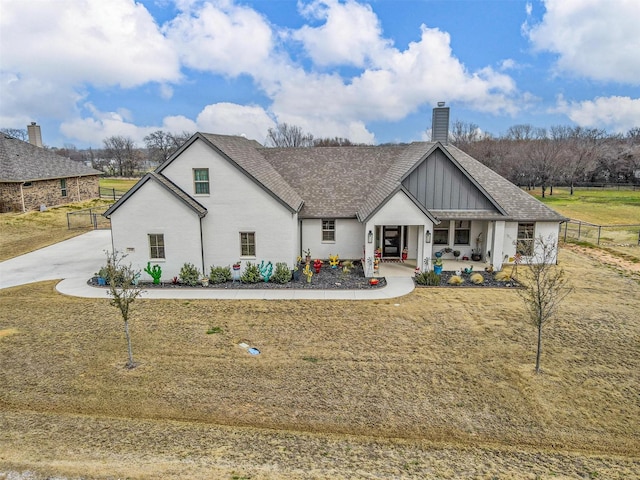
[378,225,408,258]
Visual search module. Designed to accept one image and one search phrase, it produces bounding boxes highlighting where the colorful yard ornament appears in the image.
[313,259,323,273]
[329,254,339,268]
[303,264,313,283]
[144,262,162,284]
[259,260,273,282]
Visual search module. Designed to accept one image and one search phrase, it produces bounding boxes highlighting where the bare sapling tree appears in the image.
[516,235,572,374]
[103,250,144,369]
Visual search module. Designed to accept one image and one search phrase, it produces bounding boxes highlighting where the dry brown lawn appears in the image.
[1,247,639,479]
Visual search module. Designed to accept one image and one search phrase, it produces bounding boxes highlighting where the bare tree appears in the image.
[313,136,358,147]
[144,130,193,164]
[450,119,481,148]
[102,250,144,369]
[103,136,139,176]
[556,126,606,194]
[1,127,28,141]
[516,236,572,374]
[266,123,314,147]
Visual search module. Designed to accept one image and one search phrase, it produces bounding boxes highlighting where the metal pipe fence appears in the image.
[67,207,111,230]
[562,219,640,246]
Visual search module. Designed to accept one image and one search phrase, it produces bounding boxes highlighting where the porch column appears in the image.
[364,221,376,277]
[492,221,506,271]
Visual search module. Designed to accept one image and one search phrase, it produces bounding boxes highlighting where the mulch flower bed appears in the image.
[89,262,387,290]
[414,270,521,288]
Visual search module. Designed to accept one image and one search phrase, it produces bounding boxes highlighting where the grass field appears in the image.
[1,248,639,479]
[99,177,139,192]
[529,188,640,262]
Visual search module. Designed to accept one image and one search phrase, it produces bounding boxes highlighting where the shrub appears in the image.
[415,271,441,286]
[272,262,292,284]
[470,272,484,284]
[179,262,200,286]
[494,270,512,282]
[240,261,261,283]
[447,275,464,285]
[209,265,232,284]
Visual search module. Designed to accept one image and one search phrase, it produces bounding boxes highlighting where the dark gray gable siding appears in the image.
[402,149,499,211]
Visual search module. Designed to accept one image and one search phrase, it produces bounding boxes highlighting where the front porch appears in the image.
[376,258,490,277]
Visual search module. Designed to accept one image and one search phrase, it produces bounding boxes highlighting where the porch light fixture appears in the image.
[425,230,432,243]
[367,230,373,243]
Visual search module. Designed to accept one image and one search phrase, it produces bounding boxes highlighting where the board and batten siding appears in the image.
[160,138,299,270]
[402,150,497,211]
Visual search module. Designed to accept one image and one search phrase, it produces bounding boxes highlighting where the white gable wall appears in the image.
[109,179,203,281]
[161,138,298,271]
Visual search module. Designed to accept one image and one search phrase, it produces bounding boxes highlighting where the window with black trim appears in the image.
[149,234,165,259]
[517,223,535,256]
[60,178,67,197]
[240,232,256,257]
[434,222,449,245]
[193,168,210,194]
[454,220,470,245]
[322,219,335,242]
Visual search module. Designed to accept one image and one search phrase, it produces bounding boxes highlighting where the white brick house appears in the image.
[104,130,565,282]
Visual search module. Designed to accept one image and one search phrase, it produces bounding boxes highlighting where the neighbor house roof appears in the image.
[104,172,207,219]
[0,134,101,182]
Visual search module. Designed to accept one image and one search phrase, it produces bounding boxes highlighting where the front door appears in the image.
[382,226,400,257]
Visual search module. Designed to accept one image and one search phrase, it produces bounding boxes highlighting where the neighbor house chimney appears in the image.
[431,102,450,144]
[27,122,43,147]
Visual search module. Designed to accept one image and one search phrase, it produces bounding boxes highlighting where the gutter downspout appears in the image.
[200,216,205,275]
[19,183,26,213]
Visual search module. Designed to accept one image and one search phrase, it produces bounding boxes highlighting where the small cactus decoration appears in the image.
[302,263,313,283]
[259,260,273,282]
[144,262,162,284]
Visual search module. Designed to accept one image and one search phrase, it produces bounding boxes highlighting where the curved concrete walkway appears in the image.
[0,230,415,300]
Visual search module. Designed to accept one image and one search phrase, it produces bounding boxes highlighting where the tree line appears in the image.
[3,122,638,186]
[449,121,640,195]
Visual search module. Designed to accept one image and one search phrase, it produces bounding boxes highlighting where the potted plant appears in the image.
[453,250,461,261]
[401,247,408,261]
[303,248,312,264]
[433,257,443,275]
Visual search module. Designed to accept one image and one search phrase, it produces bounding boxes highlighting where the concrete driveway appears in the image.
[0,230,112,291]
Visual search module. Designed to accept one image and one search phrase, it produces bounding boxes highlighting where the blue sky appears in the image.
[1,0,639,148]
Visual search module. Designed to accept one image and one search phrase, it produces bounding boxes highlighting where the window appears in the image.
[23,182,32,187]
[193,168,210,194]
[454,221,470,245]
[60,179,67,197]
[322,219,335,242]
[434,222,449,245]
[517,223,535,256]
[240,232,256,257]
[149,234,165,259]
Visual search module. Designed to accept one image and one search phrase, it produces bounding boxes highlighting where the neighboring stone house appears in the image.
[0,134,101,212]
[105,106,566,282]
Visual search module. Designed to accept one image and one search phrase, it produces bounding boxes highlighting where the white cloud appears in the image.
[196,103,275,141]
[526,0,640,84]
[294,0,392,67]
[556,95,640,133]
[164,1,274,77]
[0,0,181,88]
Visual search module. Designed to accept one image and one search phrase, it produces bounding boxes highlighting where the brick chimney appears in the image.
[27,122,43,147]
[431,102,450,144]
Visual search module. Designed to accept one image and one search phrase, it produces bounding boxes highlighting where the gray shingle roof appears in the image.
[445,144,566,222]
[104,172,207,218]
[0,135,101,182]
[259,145,403,218]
